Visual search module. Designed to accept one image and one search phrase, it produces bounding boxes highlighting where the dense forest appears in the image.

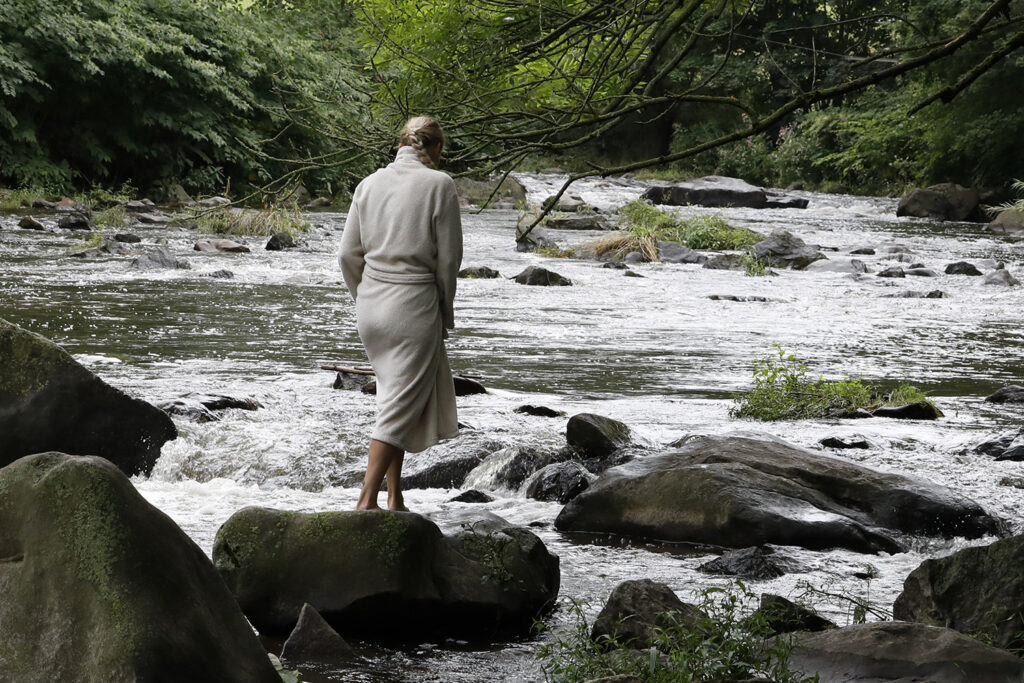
[1,0,1022,200]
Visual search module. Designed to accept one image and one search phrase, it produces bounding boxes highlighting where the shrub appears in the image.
[731,346,935,421]
[534,583,818,683]
[193,205,310,237]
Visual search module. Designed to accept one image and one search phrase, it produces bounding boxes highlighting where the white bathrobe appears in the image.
[339,146,463,453]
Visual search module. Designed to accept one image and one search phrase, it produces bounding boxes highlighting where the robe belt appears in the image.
[363,263,435,284]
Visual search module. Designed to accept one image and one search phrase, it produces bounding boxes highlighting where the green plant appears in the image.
[535,244,577,259]
[0,187,47,210]
[94,206,128,229]
[193,204,310,237]
[535,584,818,683]
[989,179,1024,219]
[731,346,936,421]
[69,232,104,251]
[742,253,770,277]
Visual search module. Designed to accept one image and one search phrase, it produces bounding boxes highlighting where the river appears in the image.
[1,176,1023,681]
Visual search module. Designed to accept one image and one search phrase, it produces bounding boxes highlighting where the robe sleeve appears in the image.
[339,195,365,300]
[434,178,463,330]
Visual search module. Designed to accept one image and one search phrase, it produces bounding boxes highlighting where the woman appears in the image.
[339,116,463,511]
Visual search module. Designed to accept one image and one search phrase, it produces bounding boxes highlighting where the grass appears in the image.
[535,245,577,258]
[535,583,818,683]
[730,346,936,421]
[192,204,311,236]
[742,253,771,276]
[68,232,105,252]
[582,200,762,262]
[94,205,129,228]
[0,187,47,210]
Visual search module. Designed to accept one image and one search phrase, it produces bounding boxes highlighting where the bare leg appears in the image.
[386,452,408,512]
[356,439,404,511]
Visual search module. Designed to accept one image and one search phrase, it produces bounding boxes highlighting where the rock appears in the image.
[401,448,487,489]
[469,445,565,491]
[989,207,1024,235]
[750,230,825,269]
[31,199,56,209]
[701,254,746,270]
[893,533,1024,650]
[897,183,984,222]
[819,436,870,450]
[524,461,593,503]
[199,196,231,207]
[591,579,705,650]
[544,215,611,230]
[114,232,142,243]
[696,546,786,580]
[764,194,809,209]
[849,246,875,255]
[212,507,559,642]
[0,453,279,682]
[566,413,632,461]
[57,213,91,230]
[459,266,501,279]
[17,216,44,230]
[449,489,494,503]
[906,267,939,277]
[195,238,250,253]
[984,269,1021,286]
[602,261,629,270]
[123,199,156,213]
[657,241,707,264]
[871,401,943,420]
[642,176,768,209]
[307,197,332,209]
[973,426,1024,459]
[708,295,772,302]
[753,594,834,636]
[191,394,261,412]
[554,434,1002,554]
[513,266,572,286]
[0,318,177,475]
[541,194,587,212]
[70,239,132,259]
[877,266,906,278]
[623,271,643,278]
[622,251,645,263]
[986,385,1024,404]
[55,197,89,213]
[165,182,194,205]
[454,176,527,207]
[160,398,219,423]
[882,289,948,299]
[824,184,851,194]
[515,404,566,417]
[787,622,1024,682]
[804,258,867,274]
[207,269,235,279]
[515,220,559,252]
[928,182,985,221]
[265,232,297,251]
[131,248,191,270]
[944,261,982,275]
[453,375,487,395]
[280,603,355,663]
[333,370,374,391]
[135,212,173,225]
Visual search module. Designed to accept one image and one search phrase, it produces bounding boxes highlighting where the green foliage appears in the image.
[731,346,936,421]
[535,584,817,683]
[742,253,770,277]
[69,232,105,251]
[0,187,46,210]
[93,205,128,229]
[193,205,310,236]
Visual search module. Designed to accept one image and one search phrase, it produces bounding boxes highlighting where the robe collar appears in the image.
[394,145,425,166]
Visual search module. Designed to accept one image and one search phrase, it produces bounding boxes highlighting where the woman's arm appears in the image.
[434,178,463,330]
[339,196,365,300]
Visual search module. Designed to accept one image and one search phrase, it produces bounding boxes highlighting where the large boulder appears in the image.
[786,622,1024,683]
[893,534,1024,650]
[750,230,825,269]
[591,579,705,650]
[554,434,1002,554]
[897,183,984,222]
[212,507,560,642]
[642,176,768,209]
[0,318,176,475]
[566,413,632,461]
[0,453,279,682]
[988,207,1024,237]
[986,385,1024,404]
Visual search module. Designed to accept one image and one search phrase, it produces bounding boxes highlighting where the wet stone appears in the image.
[459,266,501,279]
[449,489,494,503]
[819,436,870,450]
[877,266,905,278]
[696,546,786,579]
[945,261,982,275]
[515,405,566,417]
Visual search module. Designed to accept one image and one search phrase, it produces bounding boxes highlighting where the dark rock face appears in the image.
[544,215,611,231]
[114,232,142,243]
[764,194,809,209]
[657,241,707,264]
[524,461,593,503]
[819,436,870,450]
[986,385,1024,404]
[131,248,191,270]
[453,375,487,395]
[696,546,786,579]
[944,260,982,275]
[57,213,91,230]
[18,216,44,230]
[985,269,1021,286]
[893,534,1024,650]
[871,401,942,420]
[804,258,867,274]
[0,318,177,475]
[449,489,494,503]
[459,266,501,279]
[897,184,984,222]
[787,622,1024,683]
[515,404,566,417]
[333,370,374,391]
[973,426,1024,460]
[642,176,768,209]
[750,230,824,269]
[877,266,906,278]
[566,413,632,461]
[401,449,487,489]
[554,434,1002,554]
[280,603,355,664]
[0,453,279,682]
[265,232,297,251]
[513,266,572,286]
[213,507,560,642]
[591,579,705,650]
[753,594,834,636]
[702,253,746,270]
[160,398,219,423]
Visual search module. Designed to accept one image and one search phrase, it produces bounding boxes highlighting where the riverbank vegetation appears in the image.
[1,1,1022,204]
[731,347,935,421]
[535,584,817,683]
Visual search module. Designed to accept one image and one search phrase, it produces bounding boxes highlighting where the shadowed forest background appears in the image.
[1,0,1023,200]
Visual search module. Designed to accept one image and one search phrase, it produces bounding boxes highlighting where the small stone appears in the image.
[877,266,905,278]
[449,489,494,503]
[906,268,939,277]
[984,269,1020,286]
[206,269,235,279]
[849,247,875,255]
[623,271,643,278]
[266,232,297,251]
[198,196,231,207]
[819,437,870,449]
[602,262,629,270]
[114,233,142,243]
[512,266,572,286]
[458,266,501,278]
[194,239,250,253]
[17,216,44,230]
[514,405,566,417]
[57,213,91,231]
[697,546,785,579]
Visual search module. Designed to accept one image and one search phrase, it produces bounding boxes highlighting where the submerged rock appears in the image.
[513,265,572,286]
[515,404,566,417]
[789,622,1024,682]
[985,385,1024,404]
[449,489,494,503]
[131,247,191,270]
[57,213,91,230]
[819,436,870,450]
[804,258,867,274]
[0,317,176,475]
[0,453,279,682]
[544,215,611,231]
[554,434,1002,554]
[894,533,1024,650]
[877,266,906,278]
[213,507,559,642]
[591,579,705,650]
[696,545,786,580]
[701,254,746,270]
[871,401,943,420]
[657,241,706,264]
[974,426,1024,461]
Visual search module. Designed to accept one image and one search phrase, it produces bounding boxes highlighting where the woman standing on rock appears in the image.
[339,116,463,511]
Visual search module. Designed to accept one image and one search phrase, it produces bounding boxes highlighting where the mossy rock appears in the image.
[0,453,278,682]
[0,318,177,475]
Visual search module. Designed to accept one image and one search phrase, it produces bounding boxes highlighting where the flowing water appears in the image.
[2,176,1023,681]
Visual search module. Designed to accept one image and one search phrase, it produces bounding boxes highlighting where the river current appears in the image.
[1,175,1023,681]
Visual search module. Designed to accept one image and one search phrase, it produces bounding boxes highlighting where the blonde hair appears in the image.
[399,116,444,168]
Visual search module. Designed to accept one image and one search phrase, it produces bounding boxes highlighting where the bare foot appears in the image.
[355,501,382,511]
[388,502,410,512]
